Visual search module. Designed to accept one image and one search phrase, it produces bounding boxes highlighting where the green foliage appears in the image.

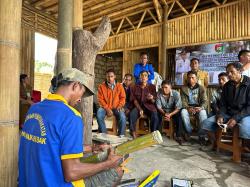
[35,60,53,73]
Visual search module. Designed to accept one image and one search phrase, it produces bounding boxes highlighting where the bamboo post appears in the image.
[161,5,168,78]
[0,0,22,186]
[56,0,73,74]
[73,0,83,31]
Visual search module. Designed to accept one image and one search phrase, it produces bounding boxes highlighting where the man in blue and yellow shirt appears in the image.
[19,68,123,187]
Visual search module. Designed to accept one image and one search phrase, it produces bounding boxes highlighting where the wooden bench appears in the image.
[162,119,174,139]
[216,125,243,162]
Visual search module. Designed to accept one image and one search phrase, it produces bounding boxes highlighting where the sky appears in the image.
[35,32,57,73]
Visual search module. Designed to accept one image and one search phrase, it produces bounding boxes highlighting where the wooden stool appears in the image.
[135,115,150,135]
[190,115,199,132]
[216,125,242,162]
[162,119,174,139]
[107,116,117,135]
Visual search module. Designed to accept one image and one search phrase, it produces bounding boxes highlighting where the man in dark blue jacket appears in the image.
[202,62,250,150]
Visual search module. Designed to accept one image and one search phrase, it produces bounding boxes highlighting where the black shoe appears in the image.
[175,137,183,145]
[198,136,207,146]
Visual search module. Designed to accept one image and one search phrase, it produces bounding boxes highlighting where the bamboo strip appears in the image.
[81,131,163,163]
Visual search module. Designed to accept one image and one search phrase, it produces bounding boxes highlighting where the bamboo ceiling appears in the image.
[23,0,237,35]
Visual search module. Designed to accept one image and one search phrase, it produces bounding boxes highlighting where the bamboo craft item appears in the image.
[81,130,163,163]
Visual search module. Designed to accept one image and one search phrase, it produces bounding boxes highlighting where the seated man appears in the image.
[122,73,133,110]
[156,80,184,144]
[183,58,209,87]
[202,62,250,151]
[209,72,229,116]
[97,69,126,136]
[181,71,208,136]
[129,71,159,138]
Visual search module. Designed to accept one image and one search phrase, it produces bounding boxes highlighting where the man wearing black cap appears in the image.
[19,68,123,187]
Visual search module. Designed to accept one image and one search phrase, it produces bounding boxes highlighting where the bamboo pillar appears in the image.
[56,0,73,74]
[161,5,168,78]
[0,0,22,186]
[73,0,83,31]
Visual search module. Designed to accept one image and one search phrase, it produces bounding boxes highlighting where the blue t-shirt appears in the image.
[18,94,85,187]
[133,63,154,83]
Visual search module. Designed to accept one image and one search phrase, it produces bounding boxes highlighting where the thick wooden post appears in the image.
[161,5,168,78]
[0,0,22,186]
[73,17,111,144]
[56,0,73,73]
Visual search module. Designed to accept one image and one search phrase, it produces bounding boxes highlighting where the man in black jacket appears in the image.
[202,62,250,150]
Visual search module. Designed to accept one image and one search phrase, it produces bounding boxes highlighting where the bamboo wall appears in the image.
[101,0,250,53]
[102,24,161,53]
[22,6,57,39]
[34,73,53,100]
[21,27,35,87]
[167,0,250,48]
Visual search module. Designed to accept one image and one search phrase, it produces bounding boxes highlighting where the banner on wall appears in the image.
[175,40,250,85]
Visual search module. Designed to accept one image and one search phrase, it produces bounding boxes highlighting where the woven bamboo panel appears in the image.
[20,27,35,87]
[34,73,53,100]
[101,0,250,53]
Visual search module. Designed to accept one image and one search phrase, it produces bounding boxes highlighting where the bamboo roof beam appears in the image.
[175,0,189,15]
[137,9,148,29]
[161,0,167,6]
[191,0,201,14]
[167,1,175,17]
[82,3,152,27]
[82,0,151,22]
[112,16,154,32]
[222,0,228,4]
[44,3,58,12]
[86,8,154,30]
[32,0,49,7]
[212,0,221,6]
[116,18,125,34]
[125,17,135,30]
[111,28,115,35]
[82,0,120,12]
[147,9,159,23]
[152,0,163,22]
